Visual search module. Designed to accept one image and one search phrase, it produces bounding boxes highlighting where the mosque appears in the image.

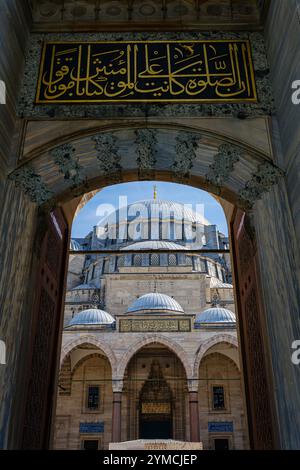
[1,0,300,452]
[54,195,248,450]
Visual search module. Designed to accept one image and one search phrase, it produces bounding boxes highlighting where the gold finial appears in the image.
[153,184,157,200]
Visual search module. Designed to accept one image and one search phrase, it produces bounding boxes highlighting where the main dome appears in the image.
[126,293,184,315]
[194,307,236,328]
[99,199,208,226]
[67,308,115,327]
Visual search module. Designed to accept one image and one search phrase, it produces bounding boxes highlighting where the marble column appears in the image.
[189,391,200,442]
[111,392,122,442]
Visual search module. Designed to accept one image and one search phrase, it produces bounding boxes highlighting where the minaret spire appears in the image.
[153,184,157,200]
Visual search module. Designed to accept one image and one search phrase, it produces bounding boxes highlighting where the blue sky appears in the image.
[72,181,228,238]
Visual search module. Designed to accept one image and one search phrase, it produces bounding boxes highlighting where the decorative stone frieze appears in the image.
[172,131,200,180]
[9,164,52,204]
[51,143,84,187]
[135,129,157,179]
[239,161,284,207]
[92,134,122,181]
[206,143,242,186]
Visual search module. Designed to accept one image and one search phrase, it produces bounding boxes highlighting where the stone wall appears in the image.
[0,0,31,179]
[265,0,300,248]
[199,352,248,449]
[54,339,246,449]
[0,182,37,448]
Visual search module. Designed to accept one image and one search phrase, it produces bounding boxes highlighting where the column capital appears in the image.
[112,378,124,393]
[187,378,199,393]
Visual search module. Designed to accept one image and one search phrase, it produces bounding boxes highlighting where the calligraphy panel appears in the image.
[36,40,257,103]
[119,318,191,332]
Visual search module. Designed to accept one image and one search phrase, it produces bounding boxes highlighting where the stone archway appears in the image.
[60,335,117,377]
[2,119,300,450]
[121,340,190,442]
[193,335,239,378]
[116,334,193,381]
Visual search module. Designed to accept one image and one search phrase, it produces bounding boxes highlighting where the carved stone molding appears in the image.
[135,129,157,179]
[50,143,84,187]
[239,161,284,207]
[92,133,122,182]
[172,131,200,181]
[9,165,52,204]
[206,143,242,186]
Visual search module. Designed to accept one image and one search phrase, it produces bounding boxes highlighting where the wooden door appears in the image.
[22,208,69,449]
[231,209,278,449]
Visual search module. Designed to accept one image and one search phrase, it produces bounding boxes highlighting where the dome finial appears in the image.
[153,184,157,200]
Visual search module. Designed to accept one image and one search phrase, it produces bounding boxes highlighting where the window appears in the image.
[87,386,100,410]
[150,254,160,266]
[133,254,142,266]
[82,439,99,450]
[212,386,225,410]
[214,438,229,450]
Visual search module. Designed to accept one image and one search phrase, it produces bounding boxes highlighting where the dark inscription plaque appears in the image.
[36,40,257,104]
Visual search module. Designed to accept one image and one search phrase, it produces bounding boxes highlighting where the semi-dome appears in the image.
[70,239,82,250]
[126,292,184,315]
[121,241,188,251]
[67,308,115,327]
[194,307,236,328]
[72,283,95,290]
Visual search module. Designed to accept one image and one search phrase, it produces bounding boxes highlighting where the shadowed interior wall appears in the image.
[0,183,37,448]
[254,181,300,449]
[265,0,300,248]
[0,1,32,448]
[0,0,31,181]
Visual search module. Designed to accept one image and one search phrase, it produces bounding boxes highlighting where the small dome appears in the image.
[121,241,188,251]
[70,239,82,250]
[67,308,115,327]
[195,307,236,327]
[127,293,184,314]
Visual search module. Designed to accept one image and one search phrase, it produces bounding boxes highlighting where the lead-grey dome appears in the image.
[121,241,188,251]
[194,307,236,328]
[101,199,208,225]
[67,308,115,327]
[126,292,184,315]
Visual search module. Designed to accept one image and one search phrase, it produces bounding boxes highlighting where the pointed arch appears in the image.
[193,333,239,377]
[116,334,193,380]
